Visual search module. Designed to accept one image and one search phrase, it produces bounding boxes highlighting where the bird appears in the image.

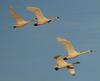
[54,55,80,76]
[56,37,93,60]
[26,6,59,26]
[9,5,33,29]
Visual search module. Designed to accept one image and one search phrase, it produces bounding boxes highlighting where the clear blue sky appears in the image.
[0,0,100,81]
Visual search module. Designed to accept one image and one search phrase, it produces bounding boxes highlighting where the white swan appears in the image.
[26,6,59,26]
[54,55,80,76]
[56,37,93,60]
[9,5,33,29]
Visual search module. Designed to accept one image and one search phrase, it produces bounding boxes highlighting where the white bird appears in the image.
[56,37,93,60]
[26,6,59,26]
[54,55,80,76]
[9,5,33,29]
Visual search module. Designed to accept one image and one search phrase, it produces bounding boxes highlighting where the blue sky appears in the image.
[0,0,100,81]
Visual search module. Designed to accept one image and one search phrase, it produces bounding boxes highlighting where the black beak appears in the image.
[57,16,59,19]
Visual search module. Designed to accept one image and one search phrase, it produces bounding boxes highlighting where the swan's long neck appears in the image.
[48,16,59,21]
[79,50,93,55]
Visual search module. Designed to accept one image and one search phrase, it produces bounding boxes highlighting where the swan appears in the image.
[9,5,33,29]
[56,37,93,60]
[54,55,80,76]
[26,6,59,26]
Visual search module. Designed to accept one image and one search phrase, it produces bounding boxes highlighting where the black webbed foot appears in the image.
[54,67,59,71]
[63,57,68,60]
[34,23,38,26]
[13,26,16,29]
[47,20,52,23]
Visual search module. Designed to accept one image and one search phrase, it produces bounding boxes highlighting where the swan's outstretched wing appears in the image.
[9,5,25,22]
[56,37,76,54]
[68,66,75,76]
[26,6,46,19]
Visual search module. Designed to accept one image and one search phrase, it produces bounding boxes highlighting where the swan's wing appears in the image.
[26,6,46,19]
[9,5,25,22]
[56,37,76,54]
[68,65,75,76]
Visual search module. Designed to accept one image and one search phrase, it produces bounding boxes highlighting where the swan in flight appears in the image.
[26,6,59,26]
[54,55,80,76]
[9,5,33,29]
[56,37,93,60]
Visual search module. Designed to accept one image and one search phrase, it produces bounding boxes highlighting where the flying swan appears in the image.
[9,5,33,29]
[26,6,59,26]
[56,37,93,60]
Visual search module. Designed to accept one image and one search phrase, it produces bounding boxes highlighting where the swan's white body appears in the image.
[56,37,93,60]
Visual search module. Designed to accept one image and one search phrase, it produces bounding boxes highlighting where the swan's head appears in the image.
[56,16,60,19]
[90,50,93,53]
